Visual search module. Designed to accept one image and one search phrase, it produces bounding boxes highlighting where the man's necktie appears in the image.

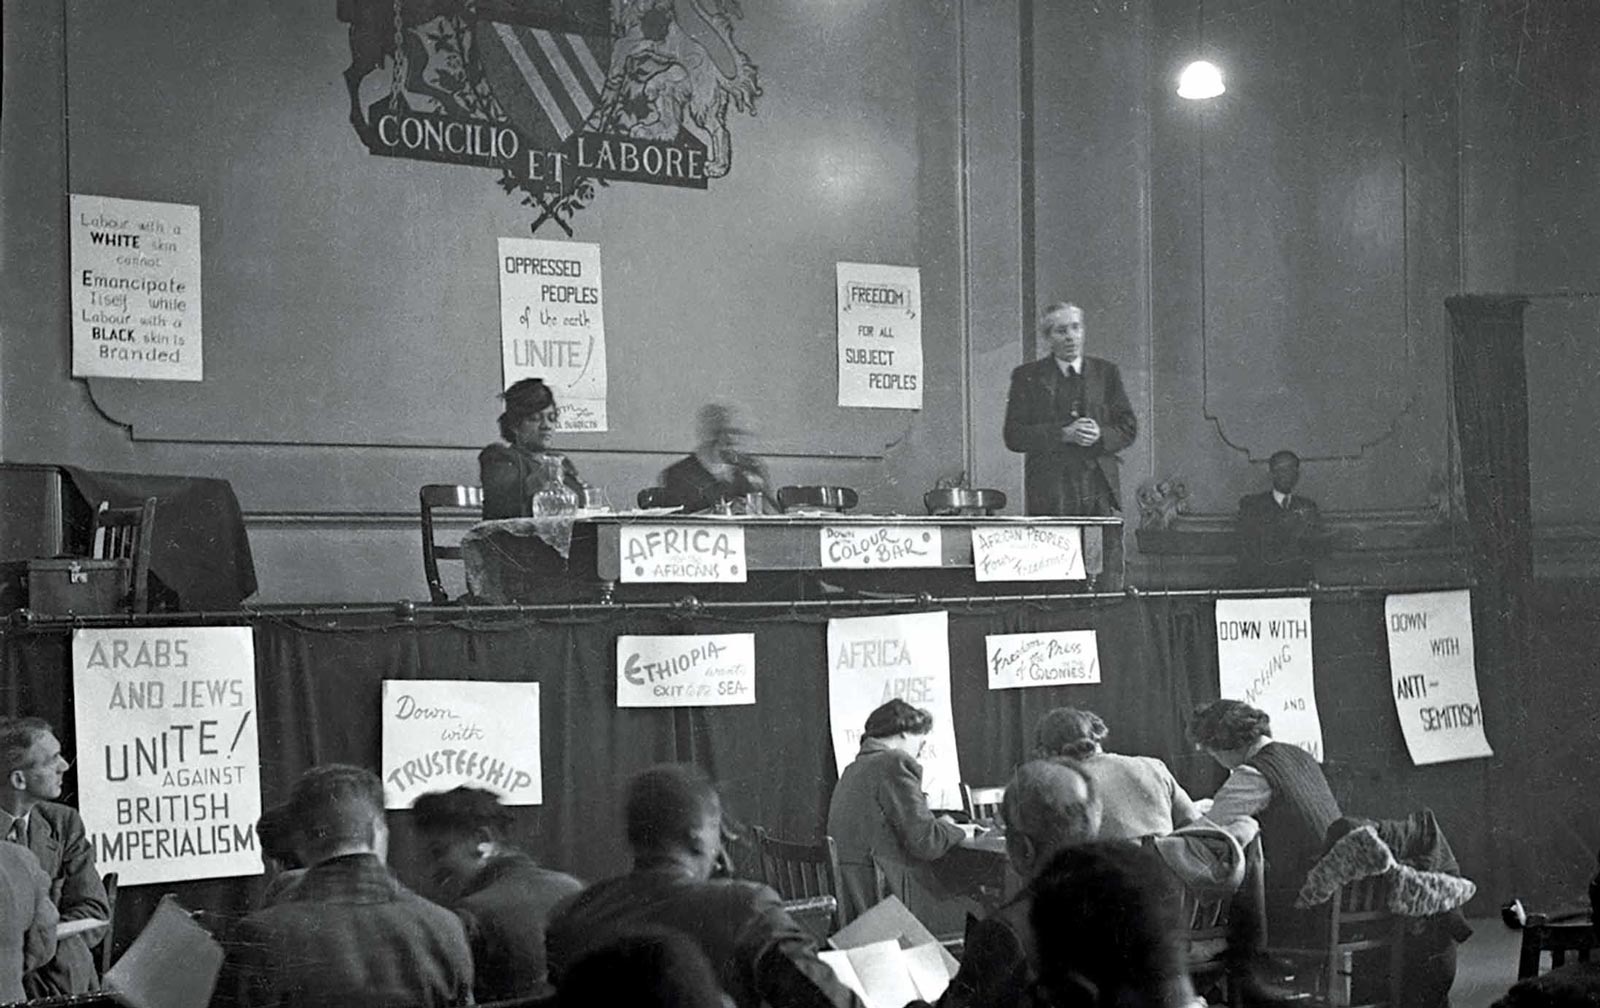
[5,819,25,844]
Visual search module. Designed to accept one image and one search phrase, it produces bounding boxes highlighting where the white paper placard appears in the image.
[70,194,202,381]
[381,680,542,809]
[72,627,261,886]
[837,262,923,409]
[499,237,607,431]
[616,633,756,707]
[827,611,961,810]
[1385,590,1493,766]
[971,525,1086,581]
[986,629,1101,689]
[1215,598,1324,761]
[820,526,942,569]
[618,524,747,582]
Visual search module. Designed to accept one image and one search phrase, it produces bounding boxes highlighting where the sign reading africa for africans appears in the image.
[382,680,543,810]
[828,611,961,810]
[837,262,923,410]
[1215,597,1325,761]
[499,237,607,431]
[73,627,261,886]
[616,634,756,707]
[1385,590,1493,765]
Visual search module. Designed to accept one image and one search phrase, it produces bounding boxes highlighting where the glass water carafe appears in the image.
[530,453,579,517]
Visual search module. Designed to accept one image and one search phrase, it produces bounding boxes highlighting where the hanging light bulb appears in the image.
[1178,60,1226,100]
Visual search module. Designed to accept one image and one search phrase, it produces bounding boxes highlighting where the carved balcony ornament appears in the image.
[1136,477,1191,531]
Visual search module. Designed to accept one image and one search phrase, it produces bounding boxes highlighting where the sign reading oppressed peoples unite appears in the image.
[837,263,924,410]
[339,3,759,232]
[619,524,747,582]
[828,611,961,810]
[971,525,1086,582]
[616,634,756,707]
[73,627,261,886]
[500,238,608,431]
[70,194,202,381]
[1385,590,1493,766]
[986,630,1101,689]
[820,526,941,569]
[381,681,542,810]
[1215,598,1325,761]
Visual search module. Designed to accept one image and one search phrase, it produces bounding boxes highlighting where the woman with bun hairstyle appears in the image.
[1034,705,1198,840]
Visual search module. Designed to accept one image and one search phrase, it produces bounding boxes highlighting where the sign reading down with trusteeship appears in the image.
[382,681,542,810]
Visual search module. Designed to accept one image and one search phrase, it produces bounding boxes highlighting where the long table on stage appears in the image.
[462,512,1120,603]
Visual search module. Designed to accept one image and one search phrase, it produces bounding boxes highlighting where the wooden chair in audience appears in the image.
[960,784,1005,824]
[419,484,484,604]
[93,871,119,977]
[90,498,157,613]
[1180,838,1264,1007]
[1269,875,1405,1008]
[1517,910,1597,978]
[751,827,845,933]
[781,895,841,946]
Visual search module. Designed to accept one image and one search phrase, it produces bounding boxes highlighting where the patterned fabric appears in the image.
[1295,825,1477,916]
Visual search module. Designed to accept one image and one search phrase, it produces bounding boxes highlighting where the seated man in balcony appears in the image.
[661,404,771,513]
[1235,450,1329,587]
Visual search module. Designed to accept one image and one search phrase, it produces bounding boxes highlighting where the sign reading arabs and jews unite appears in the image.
[986,630,1101,689]
[69,194,202,381]
[1385,590,1494,766]
[827,611,961,810]
[499,238,608,431]
[836,263,924,410]
[72,627,261,886]
[1215,598,1325,761]
[382,681,543,810]
[616,634,756,708]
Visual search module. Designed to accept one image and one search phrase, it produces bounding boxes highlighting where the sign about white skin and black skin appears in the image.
[1215,597,1325,761]
[1385,590,1493,765]
[499,237,607,430]
[73,627,261,886]
[382,680,543,810]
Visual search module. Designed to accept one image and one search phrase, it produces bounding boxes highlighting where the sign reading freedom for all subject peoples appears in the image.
[986,629,1101,689]
[619,524,747,582]
[382,680,542,810]
[971,525,1085,582]
[820,526,942,569]
[499,237,607,431]
[837,262,923,410]
[72,627,260,886]
[70,194,202,381]
[616,634,756,707]
[1385,590,1493,766]
[828,611,961,810]
[1215,598,1325,761]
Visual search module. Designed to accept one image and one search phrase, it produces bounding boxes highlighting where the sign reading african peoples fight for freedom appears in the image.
[1385,590,1493,766]
[1215,597,1324,761]
[499,237,608,432]
[382,681,542,810]
[73,627,261,886]
[971,525,1086,581]
[837,262,923,410]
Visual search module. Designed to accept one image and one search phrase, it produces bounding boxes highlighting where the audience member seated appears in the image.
[827,699,966,923]
[545,763,862,1008]
[480,376,585,520]
[211,764,473,1008]
[1234,450,1329,588]
[0,840,57,1003]
[558,927,733,1008]
[0,716,109,998]
[1035,706,1200,840]
[660,403,771,513]
[413,785,582,1003]
[1494,851,1600,1008]
[254,801,305,907]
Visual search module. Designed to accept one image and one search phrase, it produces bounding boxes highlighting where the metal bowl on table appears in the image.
[776,485,859,513]
[923,488,1007,516]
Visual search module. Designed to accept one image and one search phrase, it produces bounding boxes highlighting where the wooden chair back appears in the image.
[1180,836,1263,1003]
[751,827,844,931]
[1272,874,1405,1008]
[1518,912,1597,978]
[960,783,1006,825]
[420,484,484,604]
[781,895,840,946]
[90,499,156,613]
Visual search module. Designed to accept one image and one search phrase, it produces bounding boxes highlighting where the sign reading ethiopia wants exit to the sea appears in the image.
[499,238,607,431]
[382,680,543,810]
[837,263,923,410]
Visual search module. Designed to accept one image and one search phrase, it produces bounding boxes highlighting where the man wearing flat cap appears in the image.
[660,403,771,513]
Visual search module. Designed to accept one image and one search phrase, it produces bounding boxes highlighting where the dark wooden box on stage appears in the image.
[24,557,129,615]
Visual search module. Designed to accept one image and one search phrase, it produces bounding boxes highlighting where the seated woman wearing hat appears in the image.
[480,378,585,520]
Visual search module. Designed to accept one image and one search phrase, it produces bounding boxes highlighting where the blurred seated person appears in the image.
[255,802,306,907]
[661,404,770,513]
[413,785,582,1003]
[0,841,57,1004]
[480,377,584,520]
[1235,450,1329,587]
[558,928,733,1008]
[1035,706,1199,840]
[1493,850,1600,1008]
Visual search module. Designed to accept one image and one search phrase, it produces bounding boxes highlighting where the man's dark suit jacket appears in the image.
[545,863,863,1008]
[453,851,582,1002]
[19,801,110,998]
[1002,355,1138,515]
[1234,491,1327,587]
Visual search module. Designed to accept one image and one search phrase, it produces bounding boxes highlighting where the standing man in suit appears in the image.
[1235,450,1328,587]
[1003,302,1139,588]
[0,716,110,998]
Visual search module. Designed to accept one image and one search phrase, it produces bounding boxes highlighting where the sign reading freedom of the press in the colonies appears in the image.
[72,627,261,886]
[836,262,923,410]
[1215,597,1325,761]
[499,237,607,431]
[1385,590,1493,766]
[618,524,747,583]
[69,194,202,381]
[971,526,1085,582]
[986,630,1101,689]
[616,634,756,708]
[381,680,542,810]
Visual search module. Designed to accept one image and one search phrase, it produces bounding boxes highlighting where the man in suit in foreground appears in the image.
[1003,302,1139,588]
[0,716,109,998]
[1235,450,1329,587]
